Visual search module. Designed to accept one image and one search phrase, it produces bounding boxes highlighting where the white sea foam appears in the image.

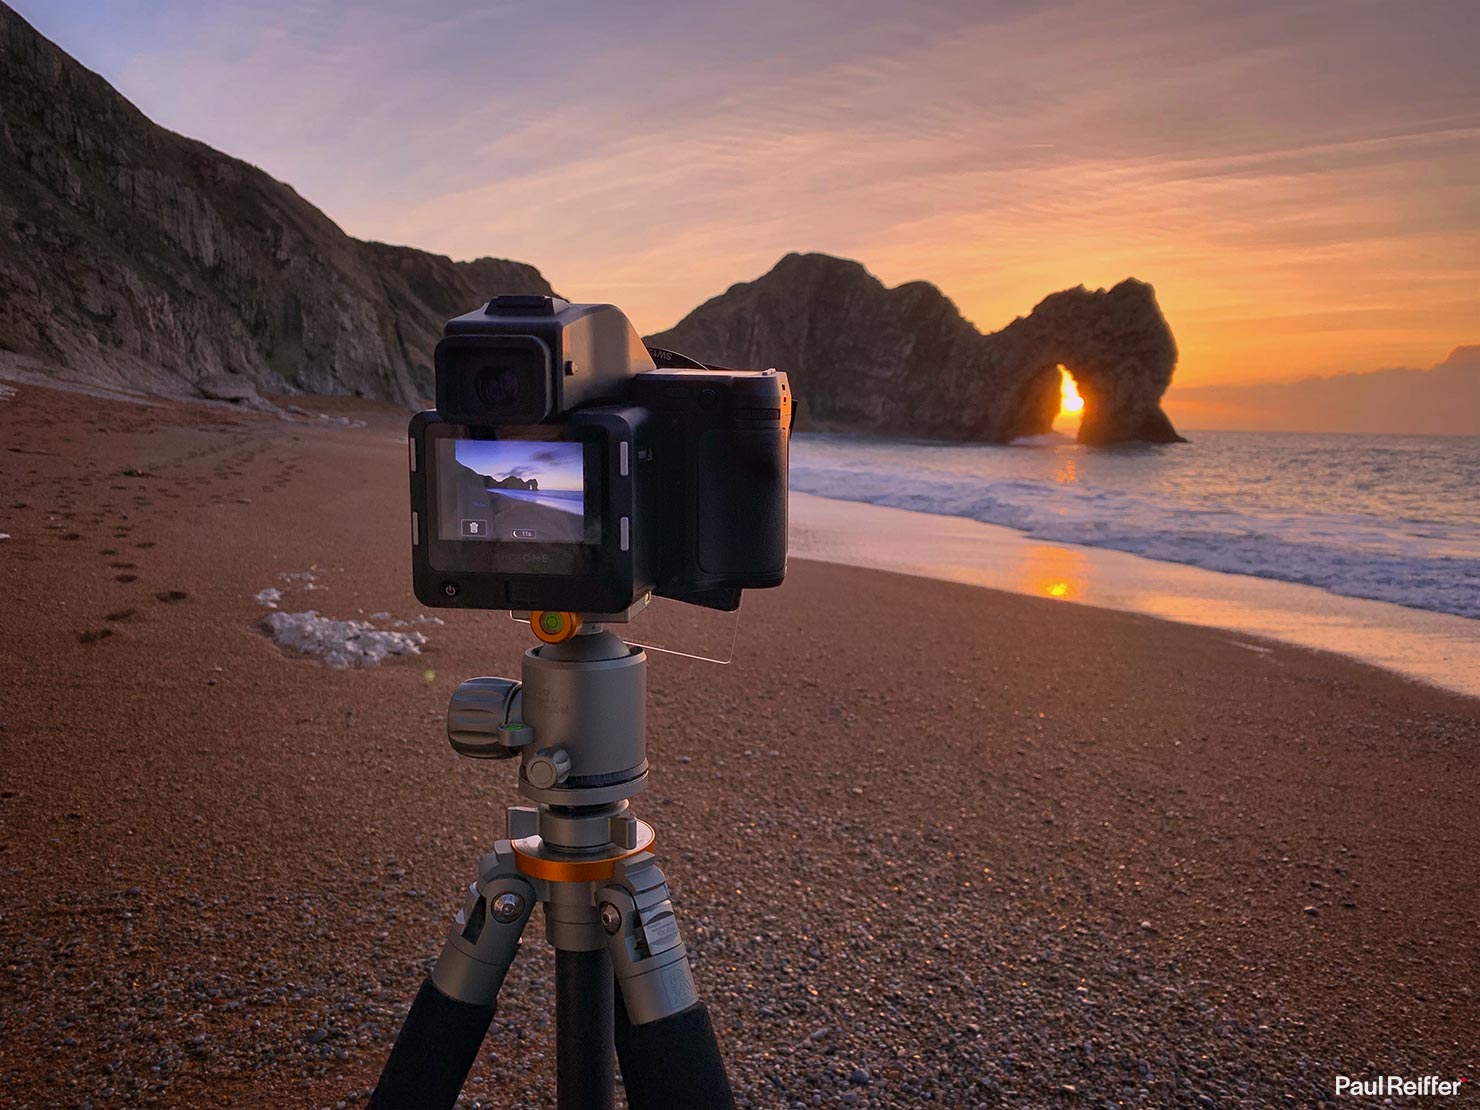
[263,610,426,668]
[1008,432,1072,447]
[790,432,1480,620]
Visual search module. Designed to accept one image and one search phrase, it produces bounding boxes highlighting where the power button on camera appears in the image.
[442,582,459,598]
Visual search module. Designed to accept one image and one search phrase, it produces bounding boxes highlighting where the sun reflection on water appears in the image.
[1018,544,1089,601]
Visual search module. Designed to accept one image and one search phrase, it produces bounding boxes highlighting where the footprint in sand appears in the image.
[78,628,114,645]
[154,590,188,604]
[115,573,137,583]
[104,608,139,622]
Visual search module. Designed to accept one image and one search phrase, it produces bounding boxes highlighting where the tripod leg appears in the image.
[614,994,734,1110]
[371,842,535,1110]
[556,948,615,1110]
[599,854,736,1110]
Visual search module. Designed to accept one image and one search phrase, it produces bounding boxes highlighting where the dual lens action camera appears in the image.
[409,296,792,614]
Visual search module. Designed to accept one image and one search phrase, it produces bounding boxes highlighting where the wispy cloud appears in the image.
[12,0,1480,384]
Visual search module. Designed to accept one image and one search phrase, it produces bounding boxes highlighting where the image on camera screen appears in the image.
[439,438,586,544]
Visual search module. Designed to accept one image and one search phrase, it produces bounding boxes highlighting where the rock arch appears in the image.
[646,254,1186,446]
[999,280,1185,444]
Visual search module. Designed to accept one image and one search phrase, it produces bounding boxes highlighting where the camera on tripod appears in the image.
[409,295,791,614]
[381,294,771,1110]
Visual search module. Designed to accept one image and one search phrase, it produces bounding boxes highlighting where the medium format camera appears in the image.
[409,295,792,614]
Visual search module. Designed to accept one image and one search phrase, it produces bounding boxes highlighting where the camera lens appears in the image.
[475,365,524,408]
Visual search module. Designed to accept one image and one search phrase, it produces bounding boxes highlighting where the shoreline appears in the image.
[2,380,1478,1107]
[7,363,1474,700]
[790,490,1480,700]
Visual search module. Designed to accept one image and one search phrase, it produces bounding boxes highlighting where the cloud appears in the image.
[1165,347,1480,434]
[15,0,1480,385]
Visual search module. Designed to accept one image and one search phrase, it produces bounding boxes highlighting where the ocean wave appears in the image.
[789,458,1480,620]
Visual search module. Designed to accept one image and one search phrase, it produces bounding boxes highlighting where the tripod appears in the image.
[369,616,735,1110]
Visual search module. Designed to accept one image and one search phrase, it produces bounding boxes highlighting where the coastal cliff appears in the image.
[647,253,1183,445]
[1,3,1179,443]
[0,2,552,407]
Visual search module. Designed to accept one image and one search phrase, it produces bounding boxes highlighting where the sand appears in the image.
[1,381,1476,1109]
[788,491,1480,700]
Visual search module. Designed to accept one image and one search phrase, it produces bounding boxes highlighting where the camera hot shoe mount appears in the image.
[369,616,735,1110]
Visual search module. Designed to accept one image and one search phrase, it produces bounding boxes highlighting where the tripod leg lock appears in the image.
[597,853,700,1025]
[431,840,535,1007]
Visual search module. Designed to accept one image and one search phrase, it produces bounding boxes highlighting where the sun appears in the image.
[1058,365,1084,415]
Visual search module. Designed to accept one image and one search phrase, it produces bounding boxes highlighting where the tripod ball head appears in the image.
[442,629,649,807]
[517,630,648,806]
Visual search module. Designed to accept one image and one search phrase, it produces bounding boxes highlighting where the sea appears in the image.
[789,430,1480,621]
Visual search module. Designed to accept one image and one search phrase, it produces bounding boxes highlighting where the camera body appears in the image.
[410,296,790,613]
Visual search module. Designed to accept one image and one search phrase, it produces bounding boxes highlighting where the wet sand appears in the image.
[1,381,1477,1108]
[789,492,1480,699]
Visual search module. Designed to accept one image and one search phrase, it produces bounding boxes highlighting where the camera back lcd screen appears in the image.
[436,438,593,545]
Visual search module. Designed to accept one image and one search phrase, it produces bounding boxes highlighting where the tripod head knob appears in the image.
[526,747,572,789]
[447,676,530,759]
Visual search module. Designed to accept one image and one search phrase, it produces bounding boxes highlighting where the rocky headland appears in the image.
[648,253,1183,445]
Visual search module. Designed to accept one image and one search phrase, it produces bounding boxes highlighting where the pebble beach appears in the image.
[1,381,1476,1108]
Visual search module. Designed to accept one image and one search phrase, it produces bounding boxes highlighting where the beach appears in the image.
[789,492,1480,700]
[1,381,1477,1108]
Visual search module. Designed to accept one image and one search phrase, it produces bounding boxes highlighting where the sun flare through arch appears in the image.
[1053,364,1084,433]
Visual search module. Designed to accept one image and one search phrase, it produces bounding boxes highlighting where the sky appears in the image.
[15,0,1480,390]
[453,440,583,491]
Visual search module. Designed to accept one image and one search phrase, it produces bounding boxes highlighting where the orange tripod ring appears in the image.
[510,821,656,883]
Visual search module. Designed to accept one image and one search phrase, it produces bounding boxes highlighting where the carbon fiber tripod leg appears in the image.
[370,843,535,1110]
[615,994,734,1110]
[557,948,615,1110]
[599,853,735,1110]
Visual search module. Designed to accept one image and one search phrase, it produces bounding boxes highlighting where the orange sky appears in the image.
[18,1,1480,389]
